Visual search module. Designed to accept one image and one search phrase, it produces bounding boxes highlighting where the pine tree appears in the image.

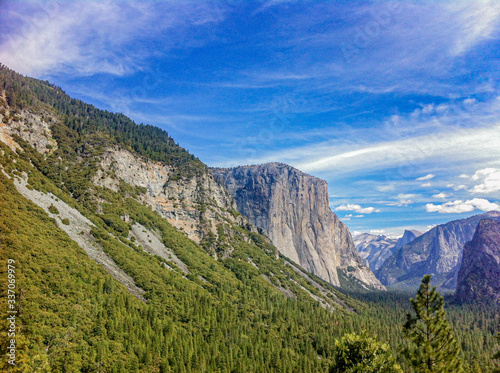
[330,331,403,373]
[493,328,500,373]
[402,275,464,372]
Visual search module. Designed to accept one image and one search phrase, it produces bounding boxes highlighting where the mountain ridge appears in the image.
[376,211,500,289]
[456,218,500,303]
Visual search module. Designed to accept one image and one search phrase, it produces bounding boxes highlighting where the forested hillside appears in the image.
[0,64,498,372]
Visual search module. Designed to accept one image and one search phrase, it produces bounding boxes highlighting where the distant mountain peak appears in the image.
[376,212,500,290]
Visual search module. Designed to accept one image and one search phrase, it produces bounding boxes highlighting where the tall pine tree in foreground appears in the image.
[402,275,464,373]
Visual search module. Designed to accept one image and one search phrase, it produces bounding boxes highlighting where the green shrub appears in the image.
[48,204,59,214]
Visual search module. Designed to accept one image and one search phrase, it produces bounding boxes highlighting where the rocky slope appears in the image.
[93,146,251,256]
[0,64,357,310]
[456,219,500,303]
[376,211,500,290]
[212,163,385,290]
[354,233,397,271]
[394,230,422,251]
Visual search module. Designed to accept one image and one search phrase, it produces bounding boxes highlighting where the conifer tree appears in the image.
[493,329,500,373]
[402,275,464,373]
[330,331,402,373]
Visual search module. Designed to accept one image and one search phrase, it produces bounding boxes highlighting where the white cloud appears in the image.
[469,168,500,193]
[421,183,432,187]
[370,229,386,235]
[417,174,435,180]
[335,204,381,214]
[227,119,500,177]
[398,193,417,199]
[377,184,396,192]
[387,193,418,206]
[343,213,364,218]
[426,198,500,213]
[445,0,500,56]
[0,1,226,77]
[220,91,500,176]
[432,192,450,199]
[447,184,467,191]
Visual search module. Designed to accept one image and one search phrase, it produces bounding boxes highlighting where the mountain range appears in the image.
[354,230,422,271]
[375,211,500,290]
[0,64,388,371]
[1,63,500,371]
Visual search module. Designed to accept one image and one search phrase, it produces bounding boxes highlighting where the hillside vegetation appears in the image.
[0,64,498,372]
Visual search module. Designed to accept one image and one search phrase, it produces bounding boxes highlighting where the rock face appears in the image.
[456,219,500,303]
[94,147,249,251]
[354,233,397,271]
[212,163,384,290]
[394,230,422,251]
[376,211,500,290]
[354,230,421,272]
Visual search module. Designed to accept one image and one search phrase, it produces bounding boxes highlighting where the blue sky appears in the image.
[2,0,500,237]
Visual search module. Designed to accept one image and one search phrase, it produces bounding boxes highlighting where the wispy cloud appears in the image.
[447,184,467,191]
[0,1,226,77]
[386,194,418,206]
[426,198,500,213]
[215,0,500,97]
[432,192,450,199]
[217,95,500,177]
[417,174,435,181]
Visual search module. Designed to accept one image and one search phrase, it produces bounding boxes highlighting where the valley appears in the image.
[0,64,499,372]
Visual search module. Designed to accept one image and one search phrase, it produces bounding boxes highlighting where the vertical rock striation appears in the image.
[212,163,384,290]
[394,230,422,251]
[456,219,500,303]
[354,233,397,271]
[376,211,500,289]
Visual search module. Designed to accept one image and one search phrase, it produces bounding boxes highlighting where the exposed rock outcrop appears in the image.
[394,230,422,251]
[376,211,500,290]
[354,233,397,271]
[94,147,253,255]
[10,172,146,301]
[212,163,385,290]
[456,219,500,303]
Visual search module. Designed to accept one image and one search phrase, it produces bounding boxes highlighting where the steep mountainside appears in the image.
[212,164,384,290]
[456,219,500,303]
[394,230,422,251]
[1,64,369,372]
[354,233,397,271]
[376,211,500,290]
[1,65,499,372]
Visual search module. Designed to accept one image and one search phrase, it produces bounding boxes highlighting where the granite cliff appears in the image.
[354,230,421,271]
[394,230,422,251]
[354,233,397,271]
[376,211,500,290]
[456,219,500,303]
[212,163,385,290]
